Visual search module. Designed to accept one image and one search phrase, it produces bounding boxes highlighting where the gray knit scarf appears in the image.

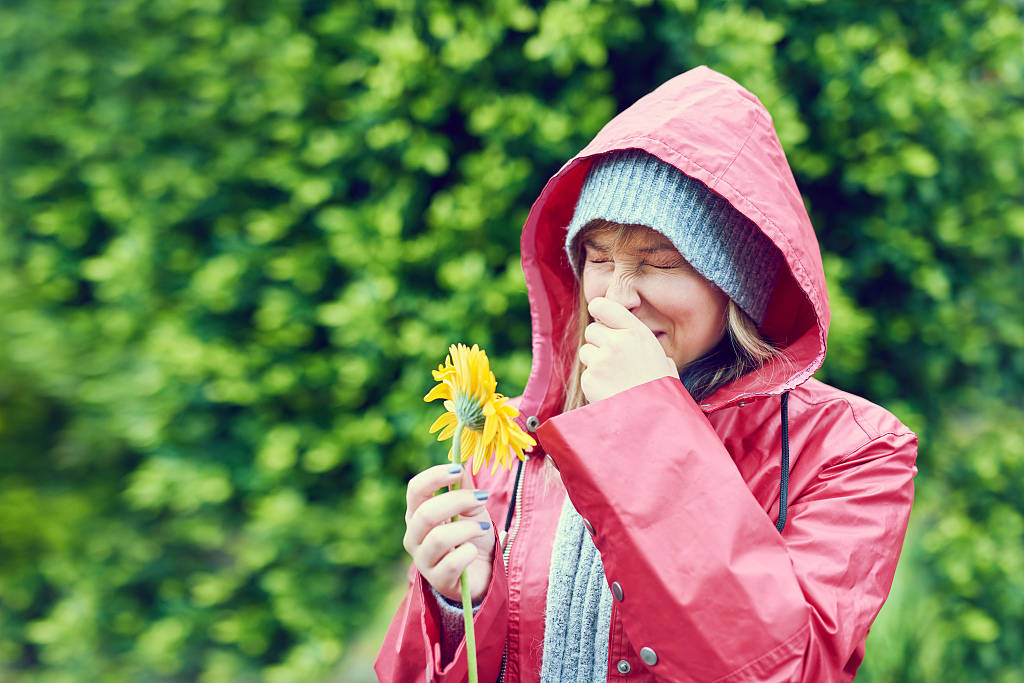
[539,495,614,682]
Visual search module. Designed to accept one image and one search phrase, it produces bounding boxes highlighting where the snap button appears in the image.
[545,454,559,471]
[611,581,623,601]
[738,401,747,407]
[616,659,631,674]
[640,647,658,666]
[525,415,540,432]
[583,518,595,537]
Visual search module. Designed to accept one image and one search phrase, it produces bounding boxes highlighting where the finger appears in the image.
[583,321,611,347]
[587,297,646,331]
[427,543,479,594]
[405,488,490,550]
[416,519,493,569]
[579,367,598,403]
[578,343,599,368]
[406,463,465,522]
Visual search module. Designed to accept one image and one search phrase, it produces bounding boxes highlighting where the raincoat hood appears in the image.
[519,65,829,420]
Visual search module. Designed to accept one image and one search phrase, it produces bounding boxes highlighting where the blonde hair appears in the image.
[561,220,784,413]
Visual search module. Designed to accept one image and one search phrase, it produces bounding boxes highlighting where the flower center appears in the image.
[454,391,487,431]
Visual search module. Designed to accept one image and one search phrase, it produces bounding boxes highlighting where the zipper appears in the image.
[501,458,527,566]
[497,454,528,683]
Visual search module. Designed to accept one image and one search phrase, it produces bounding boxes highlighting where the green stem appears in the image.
[461,570,478,683]
[448,421,478,683]
[452,421,464,486]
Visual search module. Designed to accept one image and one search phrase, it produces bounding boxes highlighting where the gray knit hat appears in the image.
[565,149,782,326]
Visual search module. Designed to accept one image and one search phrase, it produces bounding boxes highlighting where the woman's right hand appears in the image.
[403,463,496,603]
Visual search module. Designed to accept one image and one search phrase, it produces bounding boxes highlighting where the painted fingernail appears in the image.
[447,463,462,474]
[473,490,489,501]
[478,521,491,531]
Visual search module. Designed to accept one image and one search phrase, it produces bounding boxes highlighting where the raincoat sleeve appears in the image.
[374,522,508,682]
[536,377,917,683]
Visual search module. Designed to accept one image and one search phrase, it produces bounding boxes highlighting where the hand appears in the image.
[403,463,495,603]
[578,297,678,403]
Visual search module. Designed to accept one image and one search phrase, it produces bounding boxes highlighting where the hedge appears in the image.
[1,1,1022,679]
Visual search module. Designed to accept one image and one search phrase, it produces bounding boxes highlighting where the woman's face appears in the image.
[581,225,730,371]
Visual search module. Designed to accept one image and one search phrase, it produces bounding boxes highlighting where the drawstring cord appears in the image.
[504,457,525,534]
[776,391,791,533]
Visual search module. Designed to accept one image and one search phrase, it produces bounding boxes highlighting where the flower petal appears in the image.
[436,421,456,441]
[482,412,498,448]
[424,383,452,403]
[462,429,478,466]
[428,411,456,435]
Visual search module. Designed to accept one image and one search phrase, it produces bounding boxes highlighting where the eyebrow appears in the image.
[583,239,676,253]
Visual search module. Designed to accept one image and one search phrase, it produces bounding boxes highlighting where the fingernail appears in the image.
[478,521,491,531]
[473,490,489,501]
[447,463,462,474]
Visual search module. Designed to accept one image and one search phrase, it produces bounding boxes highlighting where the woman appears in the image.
[376,66,917,682]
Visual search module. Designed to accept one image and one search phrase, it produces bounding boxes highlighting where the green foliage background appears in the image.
[1,0,1021,680]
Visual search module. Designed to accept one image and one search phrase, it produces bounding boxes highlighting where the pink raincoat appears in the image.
[376,66,918,682]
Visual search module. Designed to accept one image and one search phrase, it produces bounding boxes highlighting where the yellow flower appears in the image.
[424,343,536,475]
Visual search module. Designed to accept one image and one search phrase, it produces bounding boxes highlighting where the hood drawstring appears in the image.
[776,391,791,533]
[504,457,525,535]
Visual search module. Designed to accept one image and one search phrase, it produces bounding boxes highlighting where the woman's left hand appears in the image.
[578,297,678,403]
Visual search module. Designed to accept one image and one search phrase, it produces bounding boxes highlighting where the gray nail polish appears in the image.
[478,521,491,531]
[473,490,489,501]
[447,463,462,474]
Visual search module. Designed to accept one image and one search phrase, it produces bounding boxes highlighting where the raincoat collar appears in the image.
[519,66,830,421]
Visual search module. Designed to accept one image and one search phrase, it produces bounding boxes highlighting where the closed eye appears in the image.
[643,260,686,270]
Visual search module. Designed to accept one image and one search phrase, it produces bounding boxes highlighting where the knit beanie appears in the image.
[564,149,782,326]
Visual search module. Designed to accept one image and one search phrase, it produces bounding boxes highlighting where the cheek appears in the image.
[662,280,727,333]
[692,291,729,338]
[704,286,730,319]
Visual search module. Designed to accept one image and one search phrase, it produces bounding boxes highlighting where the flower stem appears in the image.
[461,570,478,683]
[448,421,479,683]
[452,421,463,477]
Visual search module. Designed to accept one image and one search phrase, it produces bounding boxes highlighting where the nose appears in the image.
[603,267,641,310]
